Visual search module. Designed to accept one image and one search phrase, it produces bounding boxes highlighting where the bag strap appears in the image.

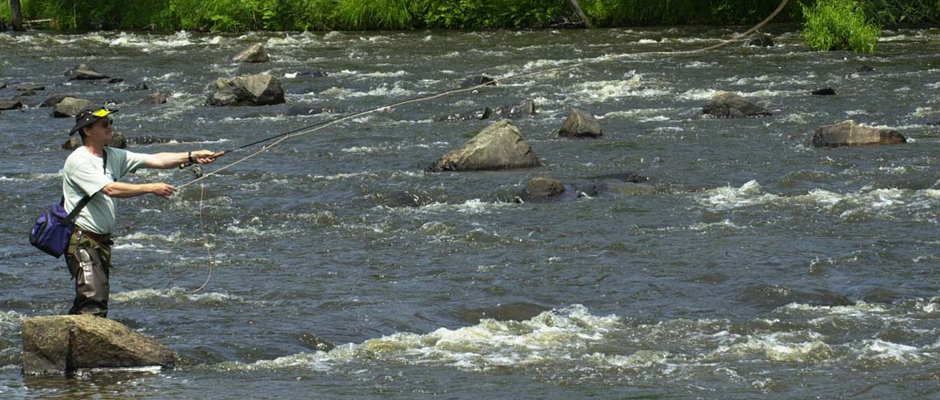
[61,149,110,226]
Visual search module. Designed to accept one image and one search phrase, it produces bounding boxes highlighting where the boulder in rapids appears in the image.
[0,100,24,111]
[66,64,109,81]
[52,97,96,118]
[812,120,906,148]
[702,92,772,118]
[521,176,565,200]
[22,315,174,375]
[295,69,327,78]
[428,119,540,172]
[207,74,285,107]
[747,35,774,47]
[558,108,602,138]
[232,43,270,63]
[811,87,836,96]
[40,94,76,108]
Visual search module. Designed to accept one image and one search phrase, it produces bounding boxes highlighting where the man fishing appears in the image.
[62,107,216,317]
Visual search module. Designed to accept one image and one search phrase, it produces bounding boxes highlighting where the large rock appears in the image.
[812,120,906,148]
[22,315,174,375]
[40,94,77,108]
[232,43,270,63]
[558,108,602,138]
[428,119,540,172]
[52,97,95,118]
[0,100,24,111]
[67,64,109,80]
[207,74,285,107]
[702,92,772,118]
[63,132,127,150]
[811,87,836,96]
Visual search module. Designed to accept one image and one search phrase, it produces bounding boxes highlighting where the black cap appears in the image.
[69,107,118,136]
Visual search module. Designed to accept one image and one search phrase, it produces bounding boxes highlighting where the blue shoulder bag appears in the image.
[29,151,108,258]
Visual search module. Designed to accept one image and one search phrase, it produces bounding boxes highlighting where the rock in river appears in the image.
[812,120,906,147]
[558,108,602,138]
[22,315,174,375]
[428,119,540,172]
[207,74,285,107]
[702,92,771,118]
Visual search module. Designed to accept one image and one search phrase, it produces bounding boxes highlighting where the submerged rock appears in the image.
[428,119,540,172]
[812,120,906,147]
[558,108,602,138]
[516,172,650,203]
[22,315,174,375]
[459,75,496,89]
[52,97,95,118]
[856,65,875,73]
[811,87,836,96]
[747,35,774,47]
[138,92,168,105]
[67,64,109,80]
[702,92,772,118]
[128,82,150,91]
[295,69,327,78]
[207,74,285,107]
[232,43,270,63]
[285,104,325,116]
[0,81,6,90]
[455,302,552,323]
[15,83,45,92]
[434,99,536,122]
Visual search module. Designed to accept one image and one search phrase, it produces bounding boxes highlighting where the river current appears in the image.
[1,26,940,399]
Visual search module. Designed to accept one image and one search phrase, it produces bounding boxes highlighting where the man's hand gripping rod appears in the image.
[179,151,227,169]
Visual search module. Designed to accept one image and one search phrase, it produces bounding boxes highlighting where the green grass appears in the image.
[802,0,881,53]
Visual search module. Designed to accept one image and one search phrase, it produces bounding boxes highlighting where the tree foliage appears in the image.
[801,0,881,53]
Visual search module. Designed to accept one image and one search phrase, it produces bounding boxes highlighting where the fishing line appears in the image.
[174,0,790,289]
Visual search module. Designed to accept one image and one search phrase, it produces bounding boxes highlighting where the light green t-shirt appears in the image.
[62,147,150,235]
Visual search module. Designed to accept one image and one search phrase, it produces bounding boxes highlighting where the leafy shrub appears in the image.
[802,0,881,53]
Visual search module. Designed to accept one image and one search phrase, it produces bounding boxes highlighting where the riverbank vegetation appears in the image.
[802,0,882,53]
[1,0,937,32]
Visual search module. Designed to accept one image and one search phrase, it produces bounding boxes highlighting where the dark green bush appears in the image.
[802,0,881,53]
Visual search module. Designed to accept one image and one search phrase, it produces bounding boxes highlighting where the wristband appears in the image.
[188,151,194,163]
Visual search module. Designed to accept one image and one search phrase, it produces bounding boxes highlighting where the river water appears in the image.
[1,26,939,399]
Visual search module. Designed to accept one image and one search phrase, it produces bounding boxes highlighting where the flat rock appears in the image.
[15,83,45,91]
[22,315,174,375]
[812,120,906,148]
[232,43,269,63]
[428,119,540,172]
[295,69,327,78]
[67,64,109,80]
[558,108,602,138]
[702,92,771,118]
